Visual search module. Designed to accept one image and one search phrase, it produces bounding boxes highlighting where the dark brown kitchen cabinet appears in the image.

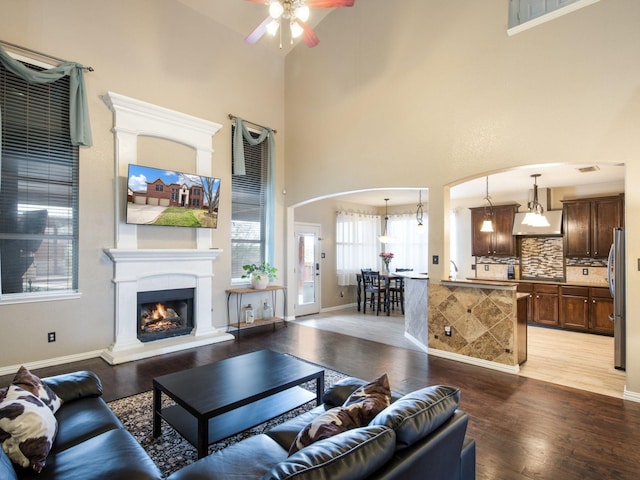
[470,204,518,257]
[560,286,590,331]
[559,286,614,336]
[562,195,624,258]
[589,287,614,336]
[533,284,559,326]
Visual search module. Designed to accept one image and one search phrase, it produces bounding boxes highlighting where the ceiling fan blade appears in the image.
[305,0,355,8]
[245,16,272,44]
[296,19,320,48]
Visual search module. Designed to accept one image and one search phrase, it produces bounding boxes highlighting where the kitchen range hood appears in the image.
[512,210,563,236]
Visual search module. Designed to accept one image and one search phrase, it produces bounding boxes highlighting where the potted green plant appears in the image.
[242,262,277,290]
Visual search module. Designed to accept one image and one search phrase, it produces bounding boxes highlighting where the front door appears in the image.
[294,223,321,316]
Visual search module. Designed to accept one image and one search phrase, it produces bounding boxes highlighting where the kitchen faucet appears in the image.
[450,260,458,280]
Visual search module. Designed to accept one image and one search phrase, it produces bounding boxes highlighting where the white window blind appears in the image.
[231,126,268,280]
[0,60,79,297]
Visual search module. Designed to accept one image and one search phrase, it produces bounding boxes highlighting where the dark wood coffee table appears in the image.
[152,349,325,458]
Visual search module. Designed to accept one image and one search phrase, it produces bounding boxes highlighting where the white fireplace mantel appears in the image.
[101,247,233,365]
[101,93,233,364]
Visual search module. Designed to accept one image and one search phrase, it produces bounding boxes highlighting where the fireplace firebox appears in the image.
[137,288,194,342]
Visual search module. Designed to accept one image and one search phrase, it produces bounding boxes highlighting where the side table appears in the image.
[225,285,287,339]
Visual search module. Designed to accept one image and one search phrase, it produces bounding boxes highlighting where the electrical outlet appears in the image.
[484,265,489,271]
[444,326,452,337]
[582,268,589,275]
[471,264,476,270]
[432,255,439,265]
[48,332,56,343]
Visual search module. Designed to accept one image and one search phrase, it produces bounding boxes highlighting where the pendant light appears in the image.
[522,174,550,227]
[480,176,494,233]
[378,198,395,244]
[416,190,426,234]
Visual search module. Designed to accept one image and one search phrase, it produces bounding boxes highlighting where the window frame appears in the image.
[508,0,600,36]
[0,52,81,304]
[230,125,272,284]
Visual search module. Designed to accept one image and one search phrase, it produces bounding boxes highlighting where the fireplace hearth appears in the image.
[138,288,194,342]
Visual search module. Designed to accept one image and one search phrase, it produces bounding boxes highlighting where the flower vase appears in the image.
[383,260,390,273]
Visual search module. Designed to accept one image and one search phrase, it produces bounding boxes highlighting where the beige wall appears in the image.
[0,0,285,368]
[285,0,640,396]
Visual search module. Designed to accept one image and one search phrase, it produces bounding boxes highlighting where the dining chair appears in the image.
[361,270,386,315]
[389,268,413,314]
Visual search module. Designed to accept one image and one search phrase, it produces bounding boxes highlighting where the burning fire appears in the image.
[141,302,181,333]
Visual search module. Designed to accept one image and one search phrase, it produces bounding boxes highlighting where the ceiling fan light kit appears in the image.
[245,0,356,48]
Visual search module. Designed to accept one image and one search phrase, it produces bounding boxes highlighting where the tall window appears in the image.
[386,214,429,273]
[231,126,268,280]
[0,59,79,298]
[336,212,380,286]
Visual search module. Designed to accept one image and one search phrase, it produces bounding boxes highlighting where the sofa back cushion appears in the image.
[263,426,395,480]
[370,385,460,450]
[42,371,103,403]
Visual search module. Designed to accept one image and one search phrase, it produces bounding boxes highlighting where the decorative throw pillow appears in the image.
[0,385,58,473]
[288,374,391,455]
[11,366,62,413]
[342,373,391,424]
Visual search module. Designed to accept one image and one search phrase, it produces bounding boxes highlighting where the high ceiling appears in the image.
[174,2,625,208]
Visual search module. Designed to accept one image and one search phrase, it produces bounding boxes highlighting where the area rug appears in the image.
[108,360,347,477]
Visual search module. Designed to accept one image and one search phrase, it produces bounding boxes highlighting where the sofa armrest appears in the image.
[42,370,103,403]
[458,436,476,480]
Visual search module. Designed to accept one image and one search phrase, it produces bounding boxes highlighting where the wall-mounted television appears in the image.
[126,164,221,229]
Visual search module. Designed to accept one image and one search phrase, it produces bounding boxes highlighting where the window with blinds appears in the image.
[231,126,268,280]
[0,60,79,297]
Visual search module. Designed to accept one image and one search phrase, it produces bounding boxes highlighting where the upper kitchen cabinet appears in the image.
[470,204,519,256]
[562,195,624,258]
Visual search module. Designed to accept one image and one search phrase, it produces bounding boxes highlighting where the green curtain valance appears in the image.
[0,46,92,147]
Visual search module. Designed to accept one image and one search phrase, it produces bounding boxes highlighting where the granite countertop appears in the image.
[467,277,608,288]
[441,278,518,290]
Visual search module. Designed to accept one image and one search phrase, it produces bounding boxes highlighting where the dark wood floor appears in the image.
[3,322,640,480]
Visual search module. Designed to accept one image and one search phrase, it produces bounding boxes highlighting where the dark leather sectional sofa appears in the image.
[1,371,475,480]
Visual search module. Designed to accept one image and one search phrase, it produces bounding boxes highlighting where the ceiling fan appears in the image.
[245,0,355,48]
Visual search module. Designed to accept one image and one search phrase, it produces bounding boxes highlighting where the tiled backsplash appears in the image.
[520,237,564,280]
[475,236,608,286]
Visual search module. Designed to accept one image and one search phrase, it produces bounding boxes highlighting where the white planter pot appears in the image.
[251,273,269,290]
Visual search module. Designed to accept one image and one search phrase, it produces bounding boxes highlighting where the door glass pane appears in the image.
[297,233,316,305]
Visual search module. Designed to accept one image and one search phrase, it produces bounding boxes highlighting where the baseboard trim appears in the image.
[404,332,428,353]
[0,350,105,376]
[623,387,640,403]
[428,348,520,374]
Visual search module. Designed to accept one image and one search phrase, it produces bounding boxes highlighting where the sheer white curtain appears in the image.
[336,211,381,285]
[386,214,429,273]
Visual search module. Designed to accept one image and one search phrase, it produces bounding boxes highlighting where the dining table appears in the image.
[355,272,403,316]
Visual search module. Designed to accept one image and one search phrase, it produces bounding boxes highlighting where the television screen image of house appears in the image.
[127,164,221,228]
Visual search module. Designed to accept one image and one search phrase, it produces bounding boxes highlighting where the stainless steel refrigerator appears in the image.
[607,227,626,370]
